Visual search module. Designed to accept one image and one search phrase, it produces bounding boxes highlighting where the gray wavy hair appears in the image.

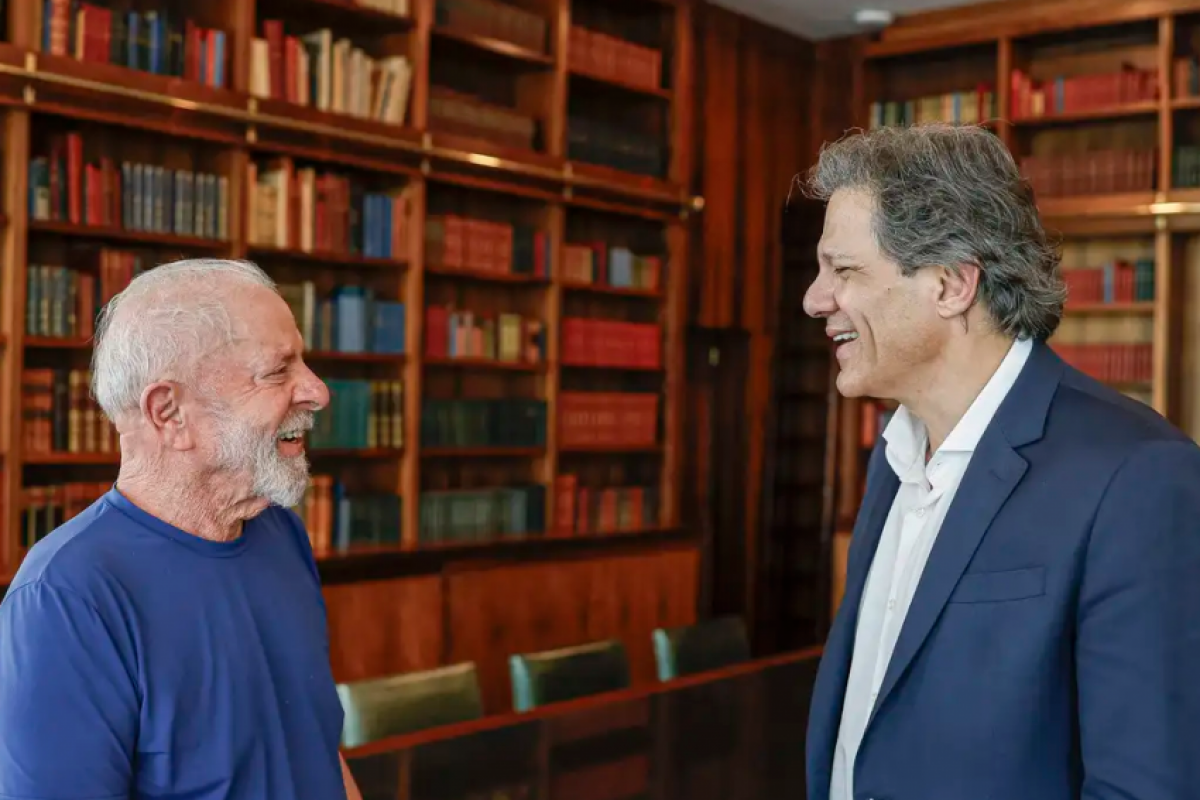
[802,123,1066,341]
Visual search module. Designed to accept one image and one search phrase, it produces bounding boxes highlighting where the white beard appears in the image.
[213,408,313,509]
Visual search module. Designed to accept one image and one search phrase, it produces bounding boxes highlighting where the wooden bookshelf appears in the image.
[0,0,699,693]
[828,0,1200,608]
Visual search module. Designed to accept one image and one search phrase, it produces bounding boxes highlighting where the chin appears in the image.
[835,368,870,398]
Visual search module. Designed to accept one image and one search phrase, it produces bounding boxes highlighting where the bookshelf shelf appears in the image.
[306,351,408,363]
[432,27,555,67]
[246,246,408,270]
[23,453,121,466]
[1012,101,1160,126]
[28,221,228,250]
[256,0,415,32]
[1066,301,1157,314]
[568,69,672,101]
[423,357,546,372]
[420,447,547,458]
[561,281,662,299]
[424,264,550,284]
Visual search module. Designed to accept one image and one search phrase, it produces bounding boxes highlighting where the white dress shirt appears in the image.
[829,336,1032,800]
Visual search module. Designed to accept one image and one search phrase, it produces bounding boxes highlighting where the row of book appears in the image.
[568,116,666,178]
[22,368,115,456]
[1010,67,1159,119]
[248,161,414,258]
[562,242,662,291]
[311,379,405,450]
[252,23,413,126]
[295,476,402,555]
[424,306,545,364]
[21,482,109,549]
[428,87,539,152]
[1020,148,1156,199]
[26,249,147,340]
[552,475,660,536]
[558,392,659,449]
[278,282,407,355]
[868,86,997,129]
[29,140,229,240]
[568,25,663,93]
[425,214,551,278]
[561,318,661,369]
[435,0,548,54]
[1173,145,1200,189]
[421,398,547,448]
[418,484,547,545]
[1052,342,1154,384]
[1174,56,1200,100]
[1063,259,1155,305]
[42,1,229,88]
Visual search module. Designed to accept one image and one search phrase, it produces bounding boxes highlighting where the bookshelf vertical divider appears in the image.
[402,180,427,550]
[542,202,564,528]
[1,110,31,570]
[1153,224,1172,414]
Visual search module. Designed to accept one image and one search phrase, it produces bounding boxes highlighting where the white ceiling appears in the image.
[708,0,982,40]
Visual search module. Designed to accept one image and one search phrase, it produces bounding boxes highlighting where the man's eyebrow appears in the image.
[819,248,858,264]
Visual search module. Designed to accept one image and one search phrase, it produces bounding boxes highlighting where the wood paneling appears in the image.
[327,545,699,714]
[324,576,445,682]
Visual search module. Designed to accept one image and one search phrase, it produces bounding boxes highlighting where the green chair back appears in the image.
[509,639,630,712]
[652,615,750,681]
[337,662,484,748]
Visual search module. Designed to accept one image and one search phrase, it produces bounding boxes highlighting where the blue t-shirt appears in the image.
[0,488,346,799]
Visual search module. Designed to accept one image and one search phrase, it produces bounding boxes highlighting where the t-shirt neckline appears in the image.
[104,486,254,558]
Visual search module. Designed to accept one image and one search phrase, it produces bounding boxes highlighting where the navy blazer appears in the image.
[806,340,1200,800]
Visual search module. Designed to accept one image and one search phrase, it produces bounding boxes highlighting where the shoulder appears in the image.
[7,493,138,600]
[1047,369,1195,464]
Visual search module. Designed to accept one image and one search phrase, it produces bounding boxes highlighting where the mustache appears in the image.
[276,410,315,436]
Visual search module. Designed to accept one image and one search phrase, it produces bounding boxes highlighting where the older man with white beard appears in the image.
[0,259,364,800]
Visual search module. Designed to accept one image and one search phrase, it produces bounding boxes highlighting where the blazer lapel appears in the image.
[865,339,1064,726]
[867,441,1027,724]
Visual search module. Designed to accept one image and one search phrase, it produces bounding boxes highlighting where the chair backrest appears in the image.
[337,662,484,748]
[652,615,750,681]
[509,639,631,712]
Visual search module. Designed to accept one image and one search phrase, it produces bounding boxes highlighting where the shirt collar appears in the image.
[882,336,1033,484]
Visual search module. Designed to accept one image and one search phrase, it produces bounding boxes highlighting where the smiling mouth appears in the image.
[831,331,859,345]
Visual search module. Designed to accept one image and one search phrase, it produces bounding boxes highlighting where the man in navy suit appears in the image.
[799,122,1200,800]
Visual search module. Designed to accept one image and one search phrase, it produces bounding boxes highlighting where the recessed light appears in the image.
[853,9,896,27]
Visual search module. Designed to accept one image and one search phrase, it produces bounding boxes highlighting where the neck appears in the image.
[897,331,1015,456]
[116,454,262,543]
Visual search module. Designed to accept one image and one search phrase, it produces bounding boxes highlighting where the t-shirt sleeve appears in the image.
[0,580,137,799]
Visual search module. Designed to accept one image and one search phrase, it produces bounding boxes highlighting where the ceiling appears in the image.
[708,0,983,40]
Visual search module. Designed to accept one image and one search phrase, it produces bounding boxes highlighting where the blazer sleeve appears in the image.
[1077,438,1200,799]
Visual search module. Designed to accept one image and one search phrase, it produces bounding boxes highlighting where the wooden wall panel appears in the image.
[687,2,818,629]
[324,576,444,683]
[586,547,700,685]
[436,547,700,714]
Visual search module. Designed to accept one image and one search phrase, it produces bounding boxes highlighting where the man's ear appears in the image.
[934,262,981,320]
[140,381,195,451]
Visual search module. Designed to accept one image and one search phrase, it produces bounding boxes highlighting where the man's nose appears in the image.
[803,273,836,318]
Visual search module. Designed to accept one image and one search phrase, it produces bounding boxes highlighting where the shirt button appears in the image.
[915,507,925,517]
[887,598,896,610]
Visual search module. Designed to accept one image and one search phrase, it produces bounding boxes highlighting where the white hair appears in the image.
[91,258,277,421]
